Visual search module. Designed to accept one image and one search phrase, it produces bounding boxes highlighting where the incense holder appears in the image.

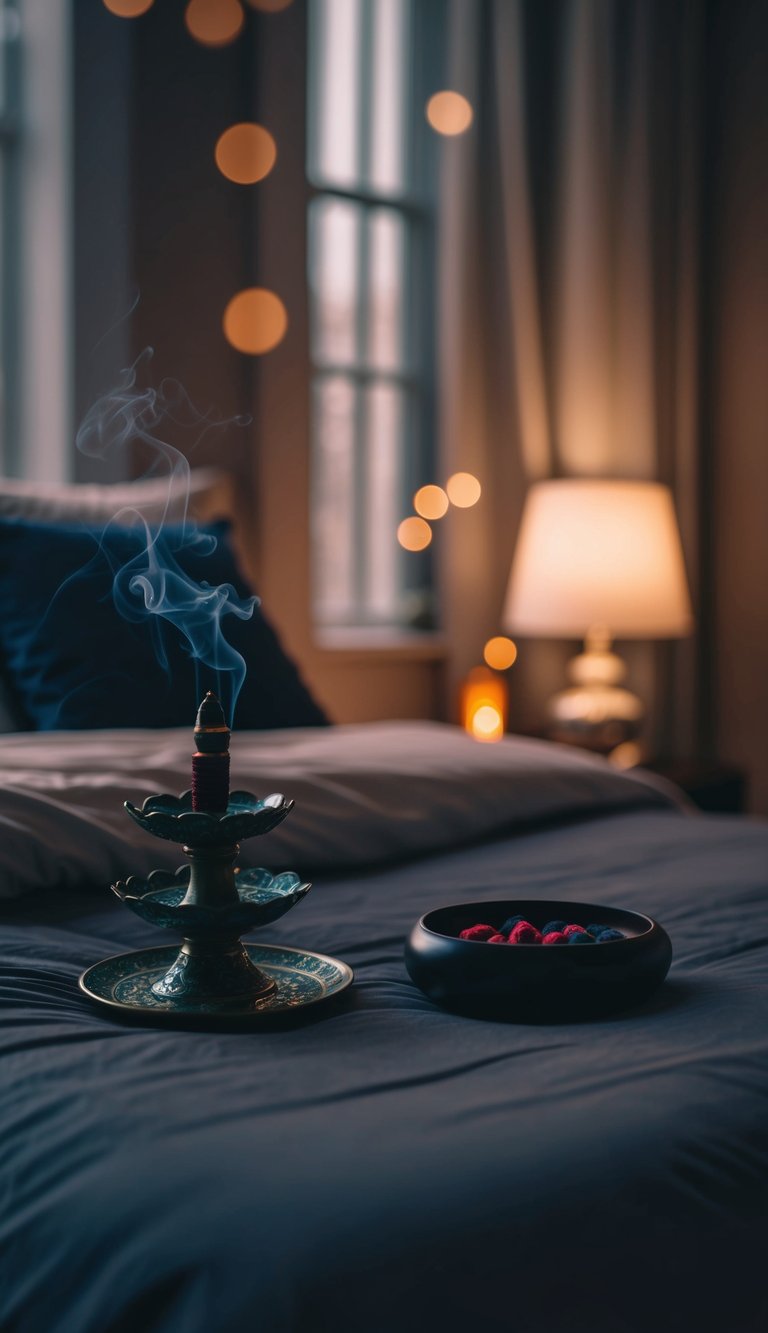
[91,801,312,1010]
[79,696,351,1025]
[123,790,293,847]
[79,942,353,1028]
[111,865,310,933]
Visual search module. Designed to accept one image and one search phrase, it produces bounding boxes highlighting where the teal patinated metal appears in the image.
[112,865,311,933]
[123,789,294,847]
[79,943,354,1028]
[79,694,352,1025]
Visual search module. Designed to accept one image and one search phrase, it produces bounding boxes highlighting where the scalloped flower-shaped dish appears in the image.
[112,866,311,934]
[80,942,353,1028]
[124,790,293,847]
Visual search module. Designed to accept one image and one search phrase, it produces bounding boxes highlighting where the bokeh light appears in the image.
[215,124,277,184]
[246,0,293,10]
[185,0,244,46]
[102,0,154,15]
[609,740,644,770]
[483,636,518,671]
[446,471,482,507]
[223,288,288,355]
[426,91,473,137]
[461,665,507,742]
[397,517,432,552]
[414,484,449,521]
[471,704,504,743]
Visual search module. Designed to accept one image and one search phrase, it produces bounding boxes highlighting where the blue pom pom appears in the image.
[500,915,525,935]
[568,931,594,944]
[596,927,625,942]
[586,923,608,938]
[542,920,567,937]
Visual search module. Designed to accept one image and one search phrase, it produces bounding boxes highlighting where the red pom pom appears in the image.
[542,931,568,945]
[563,924,587,937]
[487,933,508,944]
[459,924,497,941]
[509,922,542,944]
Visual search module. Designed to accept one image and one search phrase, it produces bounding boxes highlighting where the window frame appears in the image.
[0,0,21,475]
[305,0,440,634]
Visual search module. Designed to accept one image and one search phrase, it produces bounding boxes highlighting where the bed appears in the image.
[1,721,767,1333]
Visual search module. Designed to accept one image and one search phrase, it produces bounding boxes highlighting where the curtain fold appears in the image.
[438,0,708,753]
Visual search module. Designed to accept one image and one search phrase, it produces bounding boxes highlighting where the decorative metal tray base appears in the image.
[79,943,353,1029]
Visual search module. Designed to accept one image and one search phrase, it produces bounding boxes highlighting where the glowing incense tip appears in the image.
[192,693,231,812]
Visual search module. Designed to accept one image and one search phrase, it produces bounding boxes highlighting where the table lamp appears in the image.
[503,479,693,751]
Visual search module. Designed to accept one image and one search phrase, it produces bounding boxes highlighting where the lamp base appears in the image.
[545,631,644,755]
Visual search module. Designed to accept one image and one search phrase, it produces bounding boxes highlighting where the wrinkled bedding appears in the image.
[0,722,677,898]
[1,725,767,1333]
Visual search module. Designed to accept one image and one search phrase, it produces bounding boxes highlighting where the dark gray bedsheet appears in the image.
[2,806,767,1333]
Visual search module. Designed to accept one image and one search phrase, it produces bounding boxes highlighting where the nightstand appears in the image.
[639,758,747,814]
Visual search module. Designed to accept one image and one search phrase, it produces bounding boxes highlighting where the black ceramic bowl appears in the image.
[405,900,672,1021]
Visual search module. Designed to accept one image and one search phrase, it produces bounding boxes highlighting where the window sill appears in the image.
[314,628,448,663]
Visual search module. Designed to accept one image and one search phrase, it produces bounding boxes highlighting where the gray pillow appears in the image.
[0,468,227,524]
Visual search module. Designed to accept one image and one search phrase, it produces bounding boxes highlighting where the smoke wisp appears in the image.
[75,352,257,725]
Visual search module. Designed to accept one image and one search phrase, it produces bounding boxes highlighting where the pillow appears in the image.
[0,469,260,628]
[0,517,329,731]
[0,723,682,899]
[0,468,226,525]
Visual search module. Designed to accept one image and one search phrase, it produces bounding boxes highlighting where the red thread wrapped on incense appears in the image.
[191,692,230,813]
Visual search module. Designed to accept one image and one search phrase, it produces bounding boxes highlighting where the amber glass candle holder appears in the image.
[460,666,508,743]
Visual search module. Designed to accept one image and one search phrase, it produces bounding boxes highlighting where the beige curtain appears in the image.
[438,0,705,754]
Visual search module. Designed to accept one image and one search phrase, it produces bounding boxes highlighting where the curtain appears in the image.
[437,0,709,756]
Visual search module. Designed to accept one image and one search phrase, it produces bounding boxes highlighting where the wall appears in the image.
[711,0,768,814]
[73,0,444,726]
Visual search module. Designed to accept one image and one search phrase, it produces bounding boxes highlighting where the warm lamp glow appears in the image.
[102,0,154,14]
[461,666,507,743]
[426,91,473,137]
[397,517,432,552]
[504,480,693,638]
[185,0,244,46]
[446,472,481,508]
[609,740,644,769]
[472,706,504,741]
[215,124,277,184]
[223,288,287,355]
[414,484,449,520]
[484,636,518,671]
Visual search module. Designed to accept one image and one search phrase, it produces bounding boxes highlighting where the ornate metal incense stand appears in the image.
[79,694,353,1026]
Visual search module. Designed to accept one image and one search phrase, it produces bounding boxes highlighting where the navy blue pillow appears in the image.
[0,518,329,731]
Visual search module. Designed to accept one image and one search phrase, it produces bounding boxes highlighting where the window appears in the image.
[307,0,437,631]
[1,0,70,482]
[0,1,20,474]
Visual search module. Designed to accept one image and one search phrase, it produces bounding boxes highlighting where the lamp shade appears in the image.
[503,480,693,639]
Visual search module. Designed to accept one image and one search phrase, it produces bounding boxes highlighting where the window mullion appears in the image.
[351,0,374,621]
[307,0,437,632]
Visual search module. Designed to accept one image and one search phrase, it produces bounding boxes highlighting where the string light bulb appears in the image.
[446,472,482,508]
[397,517,432,552]
[414,485,449,521]
[102,0,154,14]
[483,637,518,671]
[223,288,288,355]
[185,0,244,46]
[215,124,277,184]
[426,91,473,137]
